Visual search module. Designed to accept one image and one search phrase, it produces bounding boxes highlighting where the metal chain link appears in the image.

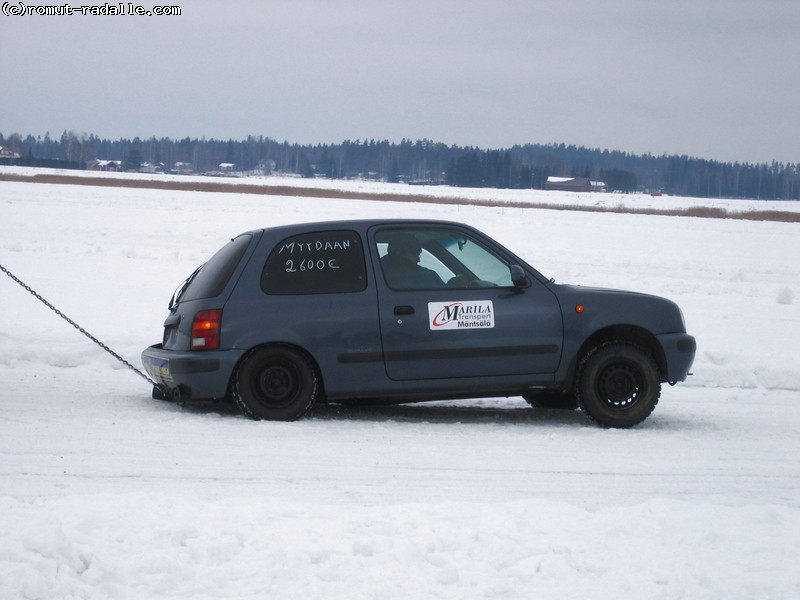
[1,262,162,391]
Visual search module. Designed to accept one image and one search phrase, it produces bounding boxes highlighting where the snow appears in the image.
[5,164,800,215]
[1,168,799,599]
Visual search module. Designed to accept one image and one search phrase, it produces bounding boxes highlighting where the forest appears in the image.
[1,130,798,200]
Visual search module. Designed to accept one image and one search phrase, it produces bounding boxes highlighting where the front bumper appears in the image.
[141,344,245,401]
[656,333,697,383]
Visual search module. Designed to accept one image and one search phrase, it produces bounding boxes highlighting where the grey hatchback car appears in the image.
[142,219,695,427]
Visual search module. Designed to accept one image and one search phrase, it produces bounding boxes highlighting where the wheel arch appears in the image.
[228,341,325,399]
[569,325,666,385]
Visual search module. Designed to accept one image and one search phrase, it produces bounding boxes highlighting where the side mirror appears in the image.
[510,264,529,288]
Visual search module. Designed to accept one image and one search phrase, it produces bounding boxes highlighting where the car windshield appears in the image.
[177,234,252,304]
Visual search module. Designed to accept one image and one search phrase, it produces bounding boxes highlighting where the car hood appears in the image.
[551,283,687,334]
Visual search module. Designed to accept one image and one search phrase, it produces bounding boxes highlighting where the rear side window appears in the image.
[182,234,252,301]
[261,230,366,295]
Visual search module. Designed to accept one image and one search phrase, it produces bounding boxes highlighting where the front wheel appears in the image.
[576,342,661,428]
[233,346,318,421]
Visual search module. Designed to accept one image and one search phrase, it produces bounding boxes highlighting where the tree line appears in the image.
[1,130,798,200]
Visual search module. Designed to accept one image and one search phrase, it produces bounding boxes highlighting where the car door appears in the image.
[369,224,564,381]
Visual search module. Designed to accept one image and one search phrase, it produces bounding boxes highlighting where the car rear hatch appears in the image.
[162,231,259,351]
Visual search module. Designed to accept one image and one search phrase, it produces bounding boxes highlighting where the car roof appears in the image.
[242,218,480,237]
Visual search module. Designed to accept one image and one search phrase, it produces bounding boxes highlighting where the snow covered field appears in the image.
[1,171,799,599]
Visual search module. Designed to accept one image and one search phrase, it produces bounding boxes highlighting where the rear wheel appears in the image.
[576,342,661,428]
[233,347,318,421]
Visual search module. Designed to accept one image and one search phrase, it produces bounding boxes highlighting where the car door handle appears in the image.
[394,305,415,315]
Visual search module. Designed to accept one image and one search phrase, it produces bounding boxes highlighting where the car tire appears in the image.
[233,346,318,421]
[522,390,578,410]
[576,342,661,428]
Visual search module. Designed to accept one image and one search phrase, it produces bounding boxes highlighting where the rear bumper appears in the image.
[656,333,697,382]
[141,344,244,401]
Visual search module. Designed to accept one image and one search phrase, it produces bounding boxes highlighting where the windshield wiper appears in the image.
[168,263,205,311]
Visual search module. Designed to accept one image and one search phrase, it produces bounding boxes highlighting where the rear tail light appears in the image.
[191,309,222,350]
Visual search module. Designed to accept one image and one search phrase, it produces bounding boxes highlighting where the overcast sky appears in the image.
[2,0,798,164]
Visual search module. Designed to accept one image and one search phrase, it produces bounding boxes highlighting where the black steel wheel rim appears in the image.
[597,362,643,409]
[257,364,297,406]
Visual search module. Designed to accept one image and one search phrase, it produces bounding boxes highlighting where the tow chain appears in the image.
[1,262,164,393]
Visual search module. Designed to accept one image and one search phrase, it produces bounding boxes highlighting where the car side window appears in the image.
[261,230,367,295]
[375,228,513,290]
